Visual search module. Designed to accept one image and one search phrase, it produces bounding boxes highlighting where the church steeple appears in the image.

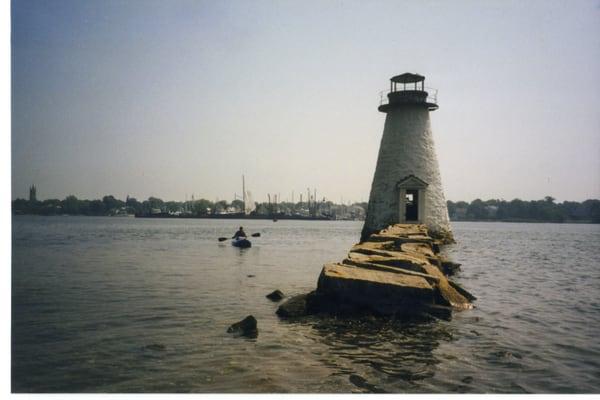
[29,184,37,202]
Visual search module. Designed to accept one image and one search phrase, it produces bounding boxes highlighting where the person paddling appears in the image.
[232,226,247,239]
[218,229,259,242]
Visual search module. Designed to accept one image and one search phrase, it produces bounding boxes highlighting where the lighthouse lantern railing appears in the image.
[379,87,438,106]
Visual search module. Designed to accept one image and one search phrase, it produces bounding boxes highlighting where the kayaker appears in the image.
[232,226,247,239]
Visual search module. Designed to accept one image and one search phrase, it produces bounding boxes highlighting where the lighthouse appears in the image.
[361,73,453,242]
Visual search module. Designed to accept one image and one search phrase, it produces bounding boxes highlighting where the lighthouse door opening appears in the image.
[405,190,419,221]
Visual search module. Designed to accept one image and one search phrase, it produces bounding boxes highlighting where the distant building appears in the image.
[29,185,37,202]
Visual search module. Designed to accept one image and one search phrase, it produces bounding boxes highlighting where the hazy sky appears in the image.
[11,0,600,203]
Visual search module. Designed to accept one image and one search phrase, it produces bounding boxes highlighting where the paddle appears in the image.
[218,232,260,241]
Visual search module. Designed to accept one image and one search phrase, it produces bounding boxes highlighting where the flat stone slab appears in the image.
[352,240,395,251]
[400,242,436,258]
[350,246,431,268]
[368,234,434,244]
[345,251,429,274]
[317,263,434,314]
[379,224,428,237]
[319,262,432,290]
[343,256,440,283]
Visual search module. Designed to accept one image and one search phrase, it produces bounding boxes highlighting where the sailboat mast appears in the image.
[242,175,246,215]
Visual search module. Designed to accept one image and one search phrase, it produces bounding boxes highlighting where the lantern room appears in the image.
[378,72,438,112]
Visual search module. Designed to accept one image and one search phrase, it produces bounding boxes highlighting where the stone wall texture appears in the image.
[362,105,451,240]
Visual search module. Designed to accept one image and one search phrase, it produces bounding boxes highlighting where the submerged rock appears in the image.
[227,315,258,338]
[276,293,312,318]
[143,343,166,351]
[276,291,368,318]
[440,259,462,276]
[349,374,386,393]
[266,289,284,301]
[419,304,453,320]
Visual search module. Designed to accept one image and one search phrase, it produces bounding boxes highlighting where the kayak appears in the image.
[231,238,251,248]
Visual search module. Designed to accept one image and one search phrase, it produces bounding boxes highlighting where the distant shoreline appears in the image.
[11,213,600,224]
[450,218,599,224]
[134,213,335,221]
[12,212,339,221]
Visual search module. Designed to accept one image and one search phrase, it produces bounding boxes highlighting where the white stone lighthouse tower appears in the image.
[361,73,452,242]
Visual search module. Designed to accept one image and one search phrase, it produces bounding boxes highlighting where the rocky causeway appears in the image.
[276,223,475,320]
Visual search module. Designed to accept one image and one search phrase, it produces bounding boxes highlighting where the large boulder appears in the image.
[276,293,311,318]
[266,289,284,301]
[276,291,331,318]
[227,315,258,338]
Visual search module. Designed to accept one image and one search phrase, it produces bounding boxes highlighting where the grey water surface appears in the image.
[11,216,600,393]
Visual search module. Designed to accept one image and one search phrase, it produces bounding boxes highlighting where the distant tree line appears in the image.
[13,195,135,216]
[12,195,236,216]
[447,197,600,223]
[11,194,368,220]
[13,194,599,223]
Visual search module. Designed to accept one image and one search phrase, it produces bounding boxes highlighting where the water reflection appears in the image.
[286,314,458,392]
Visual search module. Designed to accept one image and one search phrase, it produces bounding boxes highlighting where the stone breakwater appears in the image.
[277,224,475,319]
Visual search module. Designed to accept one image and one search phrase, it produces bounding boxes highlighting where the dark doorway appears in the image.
[405,190,419,221]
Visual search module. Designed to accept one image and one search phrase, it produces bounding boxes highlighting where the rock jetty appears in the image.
[277,224,475,319]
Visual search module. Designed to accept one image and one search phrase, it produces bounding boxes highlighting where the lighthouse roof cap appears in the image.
[390,73,425,84]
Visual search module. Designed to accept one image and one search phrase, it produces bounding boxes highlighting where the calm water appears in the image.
[11,216,600,393]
